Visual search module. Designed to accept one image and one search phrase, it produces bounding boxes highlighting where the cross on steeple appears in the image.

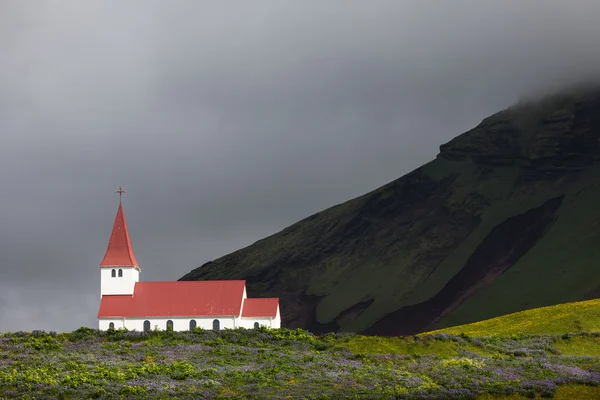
[115,186,126,203]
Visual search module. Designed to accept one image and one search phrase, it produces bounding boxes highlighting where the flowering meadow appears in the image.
[1,327,599,399]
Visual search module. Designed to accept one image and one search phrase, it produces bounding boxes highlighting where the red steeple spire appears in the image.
[100,201,139,269]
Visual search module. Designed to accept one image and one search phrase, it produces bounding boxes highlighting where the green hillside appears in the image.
[425,298,600,336]
[181,86,600,335]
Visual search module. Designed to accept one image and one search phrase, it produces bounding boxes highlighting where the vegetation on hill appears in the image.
[425,299,600,336]
[1,327,600,399]
[181,86,600,335]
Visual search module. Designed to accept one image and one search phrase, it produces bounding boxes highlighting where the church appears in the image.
[97,190,281,332]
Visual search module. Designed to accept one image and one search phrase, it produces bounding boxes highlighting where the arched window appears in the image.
[143,320,151,332]
[166,320,173,331]
[118,269,123,277]
[111,269,116,277]
[189,320,196,330]
[254,322,260,329]
[212,319,220,331]
[109,322,115,329]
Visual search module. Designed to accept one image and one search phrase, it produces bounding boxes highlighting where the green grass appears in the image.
[425,298,600,336]
[335,334,492,357]
[478,384,600,399]
[555,335,600,356]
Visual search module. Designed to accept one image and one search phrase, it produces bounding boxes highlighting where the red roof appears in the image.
[100,203,139,268]
[98,281,247,317]
[241,298,279,318]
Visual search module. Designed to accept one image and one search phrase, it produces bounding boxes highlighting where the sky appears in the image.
[1,1,599,332]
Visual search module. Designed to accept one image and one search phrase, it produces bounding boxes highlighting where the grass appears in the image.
[1,327,600,399]
[555,335,600,357]
[339,334,464,356]
[479,384,600,399]
[424,298,600,336]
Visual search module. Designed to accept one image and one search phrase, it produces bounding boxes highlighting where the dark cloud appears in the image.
[1,1,599,331]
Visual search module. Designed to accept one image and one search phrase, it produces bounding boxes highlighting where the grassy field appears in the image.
[479,385,600,399]
[1,327,599,399]
[425,298,600,336]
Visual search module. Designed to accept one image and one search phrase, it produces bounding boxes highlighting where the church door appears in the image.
[166,320,173,331]
[254,322,259,329]
[143,320,151,332]
[109,322,115,329]
[189,320,196,330]
[212,319,220,331]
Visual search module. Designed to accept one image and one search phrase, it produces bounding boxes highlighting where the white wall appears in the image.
[99,318,126,330]
[238,317,274,329]
[240,306,283,329]
[99,312,281,331]
[98,290,282,331]
[100,267,139,297]
[272,306,281,329]
[99,316,237,331]
[237,306,281,329]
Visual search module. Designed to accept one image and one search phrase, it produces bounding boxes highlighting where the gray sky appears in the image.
[1,1,599,332]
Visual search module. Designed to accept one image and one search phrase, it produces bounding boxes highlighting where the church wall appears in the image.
[273,306,281,329]
[99,318,126,330]
[100,267,139,296]
[140,317,236,332]
[131,317,237,331]
[237,307,281,329]
[99,314,283,331]
[100,316,238,331]
[238,317,275,329]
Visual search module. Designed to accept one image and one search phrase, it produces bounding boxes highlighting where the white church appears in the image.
[97,191,281,332]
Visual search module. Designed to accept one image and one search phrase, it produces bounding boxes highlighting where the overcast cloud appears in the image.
[1,1,599,332]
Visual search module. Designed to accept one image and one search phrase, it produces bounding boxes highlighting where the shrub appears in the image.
[69,327,99,341]
[169,361,197,380]
[120,385,148,397]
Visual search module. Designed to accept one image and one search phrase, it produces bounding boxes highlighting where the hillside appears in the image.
[2,328,600,399]
[424,299,600,336]
[181,86,600,335]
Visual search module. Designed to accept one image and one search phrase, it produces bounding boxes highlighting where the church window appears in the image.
[254,322,260,329]
[118,269,123,277]
[109,322,115,329]
[143,320,151,332]
[111,269,116,277]
[166,320,173,331]
[189,320,196,330]
[212,319,220,331]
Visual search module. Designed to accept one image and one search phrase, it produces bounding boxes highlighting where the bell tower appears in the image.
[99,187,140,298]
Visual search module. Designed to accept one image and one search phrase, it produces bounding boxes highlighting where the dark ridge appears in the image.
[584,285,600,300]
[438,90,600,176]
[364,195,565,336]
[179,262,212,281]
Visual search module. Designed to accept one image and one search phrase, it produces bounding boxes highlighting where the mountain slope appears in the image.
[181,86,600,335]
[423,298,600,336]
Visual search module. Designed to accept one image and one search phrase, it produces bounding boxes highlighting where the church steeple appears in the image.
[100,191,139,269]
